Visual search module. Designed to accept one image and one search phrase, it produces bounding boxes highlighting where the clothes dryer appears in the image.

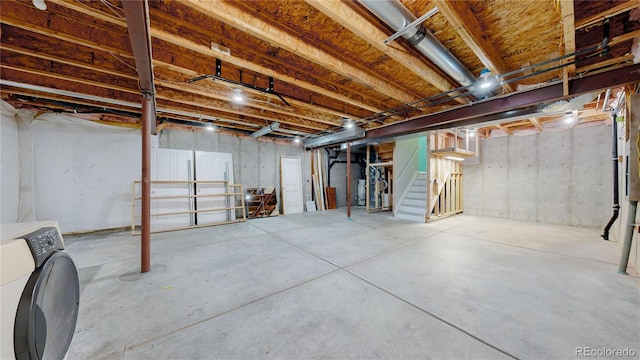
[1,221,79,360]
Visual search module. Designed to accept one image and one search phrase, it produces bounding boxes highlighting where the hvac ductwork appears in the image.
[304,127,365,148]
[360,0,480,95]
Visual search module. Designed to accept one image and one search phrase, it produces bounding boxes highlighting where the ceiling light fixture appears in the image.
[32,0,47,10]
[478,69,495,90]
[343,117,354,129]
[564,110,579,124]
[232,88,245,104]
[206,122,215,132]
[293,136,301,144]
[444,156,465,161]
[250,122,280,138]
[189,59,291,107]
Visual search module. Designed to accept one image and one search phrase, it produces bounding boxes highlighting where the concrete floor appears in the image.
[65,209,640,359]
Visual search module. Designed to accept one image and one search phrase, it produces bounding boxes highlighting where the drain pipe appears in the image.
[359,0,480,96]
[618,201,637,274]
[602,112,619,240]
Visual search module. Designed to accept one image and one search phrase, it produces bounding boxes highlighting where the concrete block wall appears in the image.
[327,159,361,208]
[464,125,611,228]
[159,128,311,209]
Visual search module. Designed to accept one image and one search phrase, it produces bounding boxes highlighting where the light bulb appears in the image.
[480,80,493,89]
[33,0,47,10]
[232,89,245,103]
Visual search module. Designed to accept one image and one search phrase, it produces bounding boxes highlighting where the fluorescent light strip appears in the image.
[444,156,465,161]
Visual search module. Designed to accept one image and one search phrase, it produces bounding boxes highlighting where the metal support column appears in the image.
[141,93,153,273]
[347,142,352,218]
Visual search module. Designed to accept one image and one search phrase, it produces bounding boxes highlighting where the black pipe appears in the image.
[326,148,339,187]
[602,114,620,240]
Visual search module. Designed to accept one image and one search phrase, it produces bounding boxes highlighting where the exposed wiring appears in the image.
[99,0,125,20]
[75,0,124,20]
[107,52,137,72]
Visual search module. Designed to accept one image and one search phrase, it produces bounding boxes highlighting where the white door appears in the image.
[194,151,235,225]
[150,148,194,231]
[280,156,304,214]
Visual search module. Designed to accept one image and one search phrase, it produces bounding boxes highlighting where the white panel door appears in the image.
[150,148,194,231]
[194,151,235,224]
[280,156,304,214]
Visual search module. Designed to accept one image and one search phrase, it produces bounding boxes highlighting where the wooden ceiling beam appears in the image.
[1,26,347,126]
[493,124,512,134]
[610,29,640,47]
[305,0,461,98]
[530,117,543,131]
[0,63,138,95]
[2,88,142,115]
[0,84,316,134]
[432,0,515,93]
[576,53,636,74]
[0,2,133,57]
[1,44,138,81]
[157,87,331,131]
[1,63,331,132]
[180,0,421,104]
[47,0,389,114]
[145,7,384,119]
[575,0,640,30]
[559,0,576,96]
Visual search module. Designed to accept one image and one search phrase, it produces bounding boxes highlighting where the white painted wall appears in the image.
[32,114,140,233]
[464,125,611,227]
[1,103,19,223]
[3,111,313,232]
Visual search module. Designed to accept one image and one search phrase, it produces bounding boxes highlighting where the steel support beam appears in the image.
[140,94,153,273]
[347,142,352,218]
[366,63,640,140]
[123,0,156,273]
[122,0,155,93]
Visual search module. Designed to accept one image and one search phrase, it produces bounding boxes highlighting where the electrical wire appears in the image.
[107,52,137,71]
[99,0,125,20]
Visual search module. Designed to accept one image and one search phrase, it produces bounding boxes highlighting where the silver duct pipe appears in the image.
[360,0,479,93]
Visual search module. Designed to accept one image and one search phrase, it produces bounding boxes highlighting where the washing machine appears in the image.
[1,221,79,360]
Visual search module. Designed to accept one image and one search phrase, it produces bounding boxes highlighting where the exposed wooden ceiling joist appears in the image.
[1,0,636,140]
[180,0,422,104]
[432,0,515,93]
[304,0,462,98]
[575,0,640,30]
[47,0,387,115]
